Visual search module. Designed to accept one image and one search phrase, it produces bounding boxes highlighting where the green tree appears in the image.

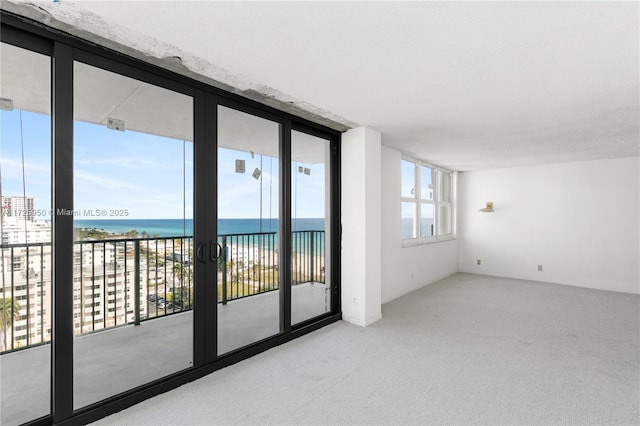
[174,263,185,280]
[74,227,112,240]
[0,297,21,352]
[251,262,261,280]
[125,230,139,238]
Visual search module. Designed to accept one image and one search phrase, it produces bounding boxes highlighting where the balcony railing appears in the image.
[0,230,324,354]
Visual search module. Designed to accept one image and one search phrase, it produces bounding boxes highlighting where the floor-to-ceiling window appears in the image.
[0,41,52,426]
[291,129,332,325]
[216,104,281,355]
[72,60,195,409]
[0,15,340,425]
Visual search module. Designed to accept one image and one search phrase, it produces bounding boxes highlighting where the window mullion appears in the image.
[435,169,439,238]
[414,161,420,238]
[401,158,455,243]
[414,161,420,201]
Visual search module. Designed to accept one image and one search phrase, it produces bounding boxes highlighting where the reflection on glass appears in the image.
[421,203,435,238]
[0,42,52,425]
[73,62,194,409]
[401,202,417,240]
[421,165,434,200]
[217,105,280,354]
[401,160,415,198]
[291,131,331,325]
[440,171,451,202]
[438,204,452,235]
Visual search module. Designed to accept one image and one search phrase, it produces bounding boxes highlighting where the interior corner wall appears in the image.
[380,145,458,304]
[457,156,640,294]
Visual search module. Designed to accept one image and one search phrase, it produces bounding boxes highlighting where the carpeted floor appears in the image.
[94,273,640,425]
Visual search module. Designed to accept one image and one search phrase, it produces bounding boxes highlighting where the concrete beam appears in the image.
[1,0,357,132]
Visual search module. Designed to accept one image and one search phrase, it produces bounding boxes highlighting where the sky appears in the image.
[1,110,52,218]
[1,109,327,220]
[400,159,434,219]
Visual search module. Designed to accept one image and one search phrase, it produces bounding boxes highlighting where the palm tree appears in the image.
[173,263,184,280]
[0,297,21,352]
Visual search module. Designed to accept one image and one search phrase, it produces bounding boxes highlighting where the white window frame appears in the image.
[401,156,456,246]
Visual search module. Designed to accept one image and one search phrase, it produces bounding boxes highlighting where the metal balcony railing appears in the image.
[0,230,325,354]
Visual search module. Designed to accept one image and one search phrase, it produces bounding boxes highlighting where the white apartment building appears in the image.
[0,215,194,350]
[1,195,35,221]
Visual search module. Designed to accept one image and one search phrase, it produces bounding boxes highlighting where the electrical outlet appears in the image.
[538,265,543,271]
[353,297,357,305]
[476,259,481,265]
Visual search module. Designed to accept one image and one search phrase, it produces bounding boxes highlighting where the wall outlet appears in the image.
[476,259,482,265]
[353,297,357,305]
[538,265,543,271]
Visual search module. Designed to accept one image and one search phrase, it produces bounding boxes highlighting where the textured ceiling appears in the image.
[3,1,639,171]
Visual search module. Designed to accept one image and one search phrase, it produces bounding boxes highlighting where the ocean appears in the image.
[74,218,325,237]
[401,218,434,239]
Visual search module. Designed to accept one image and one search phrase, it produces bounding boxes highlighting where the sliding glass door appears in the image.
[216,105,281,355]
[72,61,194,409]
[0,41,52,426]
[1,16,340,424]
[291,130,332,325]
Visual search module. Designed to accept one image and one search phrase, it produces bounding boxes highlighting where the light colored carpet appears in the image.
[93,273,640,425]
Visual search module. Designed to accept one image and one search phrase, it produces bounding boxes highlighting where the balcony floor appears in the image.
[0,282,328,425]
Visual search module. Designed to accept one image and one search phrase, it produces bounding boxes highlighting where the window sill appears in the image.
[401,235,456,247]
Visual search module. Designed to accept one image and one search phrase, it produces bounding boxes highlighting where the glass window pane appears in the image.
[421,203,435,238]
[440,171,451,202]
[401,160,416,198]
[73,62,194,409]
[401,202,417,239]
[420,165,434,200]
[291,130,331,325]
[217,105,280,355]
[0,42,52,425]
[438,204,452,235]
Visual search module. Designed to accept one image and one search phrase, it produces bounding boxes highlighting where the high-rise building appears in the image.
[2,196,35,222]
[0,216,51,244]
[1,199,187,350]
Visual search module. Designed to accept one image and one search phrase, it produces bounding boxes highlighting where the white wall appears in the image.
[341,127,382,326]
[380,146,458,304]
[457,157,640,294]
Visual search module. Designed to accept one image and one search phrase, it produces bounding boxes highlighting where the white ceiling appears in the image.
[4,1,639,171]
[1,40,327,164]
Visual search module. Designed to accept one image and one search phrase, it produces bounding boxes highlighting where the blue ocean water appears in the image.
[401,218,434,239]
[74,218,325,237]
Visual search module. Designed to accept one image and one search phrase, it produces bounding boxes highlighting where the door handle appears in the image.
[209,241,222,262]
[196,243,206,263]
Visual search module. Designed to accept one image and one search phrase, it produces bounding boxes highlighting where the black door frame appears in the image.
[1,11,342,426]
[208,95,290,358]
